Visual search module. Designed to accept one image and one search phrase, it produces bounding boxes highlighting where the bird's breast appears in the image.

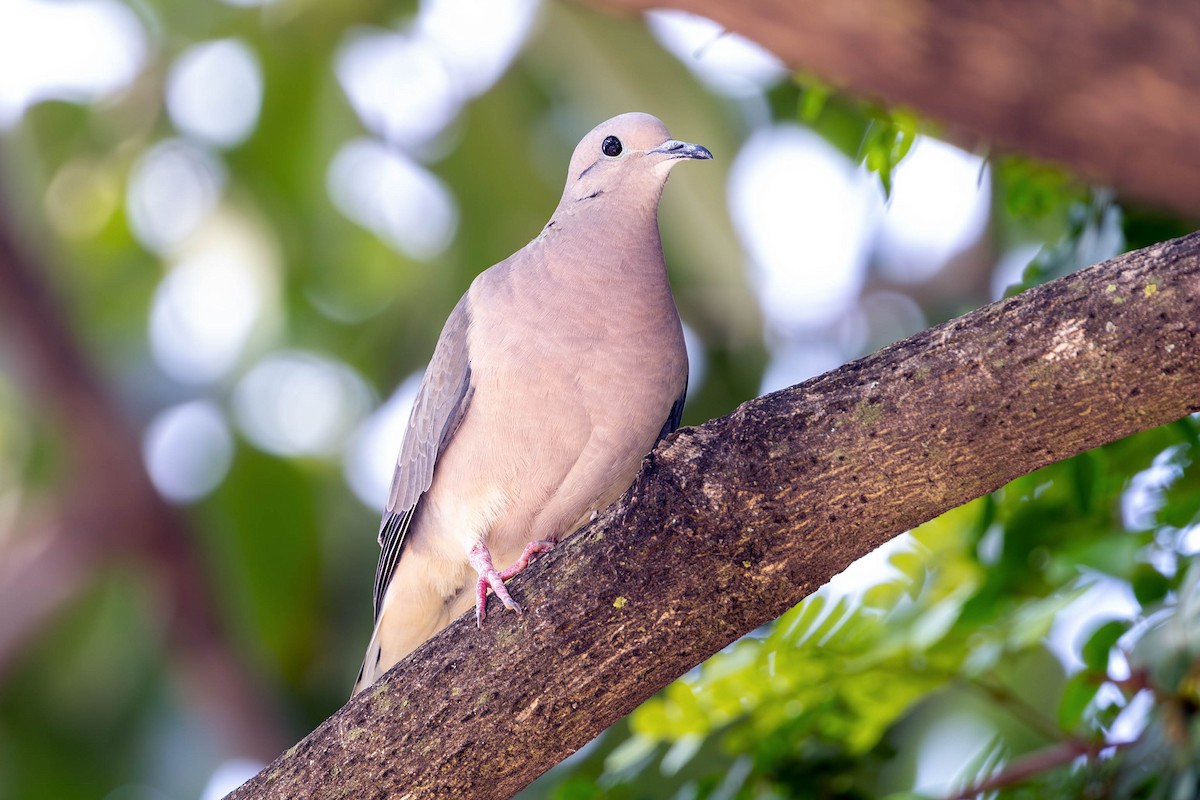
[448,258,686,552]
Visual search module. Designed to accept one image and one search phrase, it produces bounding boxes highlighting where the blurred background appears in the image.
[1,0,1198,798]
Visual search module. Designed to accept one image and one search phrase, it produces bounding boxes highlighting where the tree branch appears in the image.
[945,738,1135,800]
[229,232,1200,798]
[584,0,1200,218]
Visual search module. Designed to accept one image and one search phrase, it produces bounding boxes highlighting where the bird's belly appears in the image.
[413,346,676,575]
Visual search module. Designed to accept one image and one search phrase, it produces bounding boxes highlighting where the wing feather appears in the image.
[656,377,688,445]
[372,296,474,619]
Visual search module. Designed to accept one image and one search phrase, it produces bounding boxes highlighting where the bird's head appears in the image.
[560,112,713,208]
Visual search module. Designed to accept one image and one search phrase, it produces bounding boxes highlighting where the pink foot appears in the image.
[500,540,555,580]
[469,540,555,627]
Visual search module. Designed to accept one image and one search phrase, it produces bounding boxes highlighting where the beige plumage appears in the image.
[354,112,711,694]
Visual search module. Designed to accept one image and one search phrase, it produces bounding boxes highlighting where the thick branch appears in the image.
[586,0,1200,218]
[230,235,1200,798]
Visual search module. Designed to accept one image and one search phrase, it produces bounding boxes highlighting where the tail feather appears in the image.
[352,625,384,696]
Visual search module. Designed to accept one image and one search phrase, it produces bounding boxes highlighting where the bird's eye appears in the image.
[601,136,623,158]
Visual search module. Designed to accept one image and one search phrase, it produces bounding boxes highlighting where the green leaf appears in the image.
[1058,672,1101,731]
[1132,565,1171,606]
[856,107,920,197]
[552,778,604,800]
[863,580,907,610]
[888,550,926,581]
[1008,597,1065,649]
[1071,451,1098,513]
[799,80,831,122]
[997,156,1087,220]
[1161,457,1200,528]
[1082,619,1130,672]
[776,593,827,644]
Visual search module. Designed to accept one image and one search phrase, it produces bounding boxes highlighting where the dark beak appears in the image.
[651,139,714,160]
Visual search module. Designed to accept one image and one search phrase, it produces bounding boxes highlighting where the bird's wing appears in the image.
[372,295,474,620]
[656,376,688,445]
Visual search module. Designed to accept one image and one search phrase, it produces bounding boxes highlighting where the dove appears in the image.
[354,112,711,694]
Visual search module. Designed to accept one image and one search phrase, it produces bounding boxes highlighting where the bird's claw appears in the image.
[475,568,523,628]
[469,540,554,627]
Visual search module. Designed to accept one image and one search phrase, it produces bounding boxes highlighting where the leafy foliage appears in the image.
[791,77,922,197]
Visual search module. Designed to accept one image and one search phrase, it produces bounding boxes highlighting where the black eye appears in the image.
[601,135,623,157]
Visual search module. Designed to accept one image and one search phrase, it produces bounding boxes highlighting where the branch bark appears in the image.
[229,233,1200,799]
[585,0,1200,219]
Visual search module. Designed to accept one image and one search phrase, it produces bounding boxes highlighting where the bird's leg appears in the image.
[469,543,515,626]
[468,540,555,627]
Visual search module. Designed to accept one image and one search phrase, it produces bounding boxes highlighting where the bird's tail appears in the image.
[352,624,384,697]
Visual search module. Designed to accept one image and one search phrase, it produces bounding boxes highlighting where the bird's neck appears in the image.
[551,181,664,238]
[541,198,667,285]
